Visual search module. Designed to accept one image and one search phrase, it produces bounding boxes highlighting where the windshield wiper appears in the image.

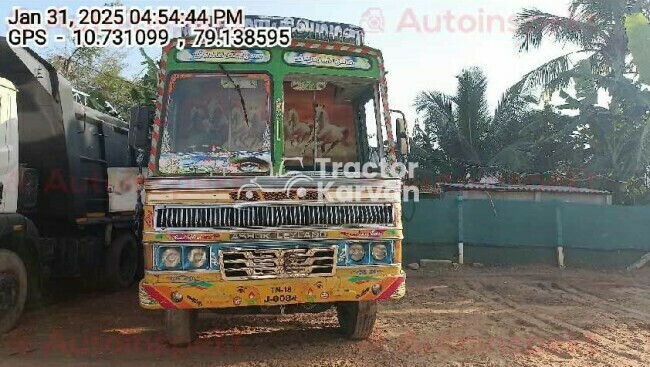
[217,63,250,127]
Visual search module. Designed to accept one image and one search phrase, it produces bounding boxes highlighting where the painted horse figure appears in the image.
[285,108,313,147]
[314,103,350,154]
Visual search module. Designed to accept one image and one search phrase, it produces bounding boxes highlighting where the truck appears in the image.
[0,37,141,333]
[132,16,409,346]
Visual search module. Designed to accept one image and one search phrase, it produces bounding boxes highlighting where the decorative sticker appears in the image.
[340,229,387,238]
[155,233,222,242]
[290,81,327,91]
[176,49,271,63]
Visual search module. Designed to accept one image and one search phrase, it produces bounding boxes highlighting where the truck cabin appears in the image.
[150,19,399,178]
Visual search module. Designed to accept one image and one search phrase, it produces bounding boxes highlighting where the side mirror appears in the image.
[128,106,153,149]
[396,117,410,156]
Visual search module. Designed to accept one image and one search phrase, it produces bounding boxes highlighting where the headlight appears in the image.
[348,243,365,262]
[371,244,387,261]
[161,248,181,269]
[187,247,208,268]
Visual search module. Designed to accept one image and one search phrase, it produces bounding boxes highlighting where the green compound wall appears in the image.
[402,197,650,268]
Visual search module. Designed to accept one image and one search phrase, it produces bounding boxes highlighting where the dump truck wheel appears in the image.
[105,232,138,290]
[164,309,198,347]
[336,301,377,340]
[0,249,28,334]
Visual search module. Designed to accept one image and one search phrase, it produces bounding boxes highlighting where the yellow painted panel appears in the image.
[139,266,405,310]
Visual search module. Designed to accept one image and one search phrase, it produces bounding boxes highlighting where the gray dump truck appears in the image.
[0,37,142,333]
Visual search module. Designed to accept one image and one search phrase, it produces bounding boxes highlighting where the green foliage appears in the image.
[511,0,650,203]
[413,68,489,181]
[46,46,158,119]
[412,67,580,183]
[130,48,159,107]
[47,46,127,117]
[40,0,158,119]
[626,13,650,84]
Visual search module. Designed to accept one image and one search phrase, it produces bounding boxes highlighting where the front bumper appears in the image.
[139,265,405,310]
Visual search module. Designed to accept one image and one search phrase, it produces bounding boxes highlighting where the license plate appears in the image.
[263,286,297,304]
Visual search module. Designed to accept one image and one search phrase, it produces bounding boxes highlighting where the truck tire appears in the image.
[164,309,198,347]
[0,249,28,334]
[336,301,377,340]
[105,232,138,290]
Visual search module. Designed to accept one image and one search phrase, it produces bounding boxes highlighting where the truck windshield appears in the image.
[159,73,272,175]
[283,76,381,170]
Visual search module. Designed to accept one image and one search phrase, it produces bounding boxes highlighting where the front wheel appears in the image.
[336,301,377,340]
[164,309,198,347]
[105,232,139,290]
[0,249,28,334]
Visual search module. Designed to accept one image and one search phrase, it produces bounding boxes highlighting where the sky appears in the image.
[1,0,577,125]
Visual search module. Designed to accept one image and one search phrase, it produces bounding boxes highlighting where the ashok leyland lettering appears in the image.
[130,16,410,346]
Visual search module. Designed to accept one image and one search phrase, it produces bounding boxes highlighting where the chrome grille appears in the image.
[219,245,337,279]
[154,204,394,229]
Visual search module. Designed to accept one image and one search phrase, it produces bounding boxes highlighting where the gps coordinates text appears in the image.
[5,6,289,49]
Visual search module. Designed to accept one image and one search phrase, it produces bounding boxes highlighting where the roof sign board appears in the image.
[245,15,365,46]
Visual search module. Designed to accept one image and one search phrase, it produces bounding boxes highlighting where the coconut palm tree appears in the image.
[412,67,578,182]
[413,67,489,174]
[514,0,650,203]
[514,0,649,92]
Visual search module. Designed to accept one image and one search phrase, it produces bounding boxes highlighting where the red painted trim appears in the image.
[376,276,405,300]
[162,41,175,55]
[142,285,177,309]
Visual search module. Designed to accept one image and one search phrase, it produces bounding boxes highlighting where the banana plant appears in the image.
[625,12,650,84]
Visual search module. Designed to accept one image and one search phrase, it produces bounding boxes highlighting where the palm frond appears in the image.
[514,52,579,94]
[454,67,491,123]
[569,0,622,23]
[515,8,600,51]
[494,82,531,123]
[414,91,455,125]
[452,68,491,163]
[413,69,490,166]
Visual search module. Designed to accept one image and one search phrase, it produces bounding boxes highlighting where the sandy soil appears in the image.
[1,266,649,367]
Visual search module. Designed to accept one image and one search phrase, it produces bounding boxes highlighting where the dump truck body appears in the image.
[0,38,141,333]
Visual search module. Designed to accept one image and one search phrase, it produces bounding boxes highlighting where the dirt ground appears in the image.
[0,265,649,367]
